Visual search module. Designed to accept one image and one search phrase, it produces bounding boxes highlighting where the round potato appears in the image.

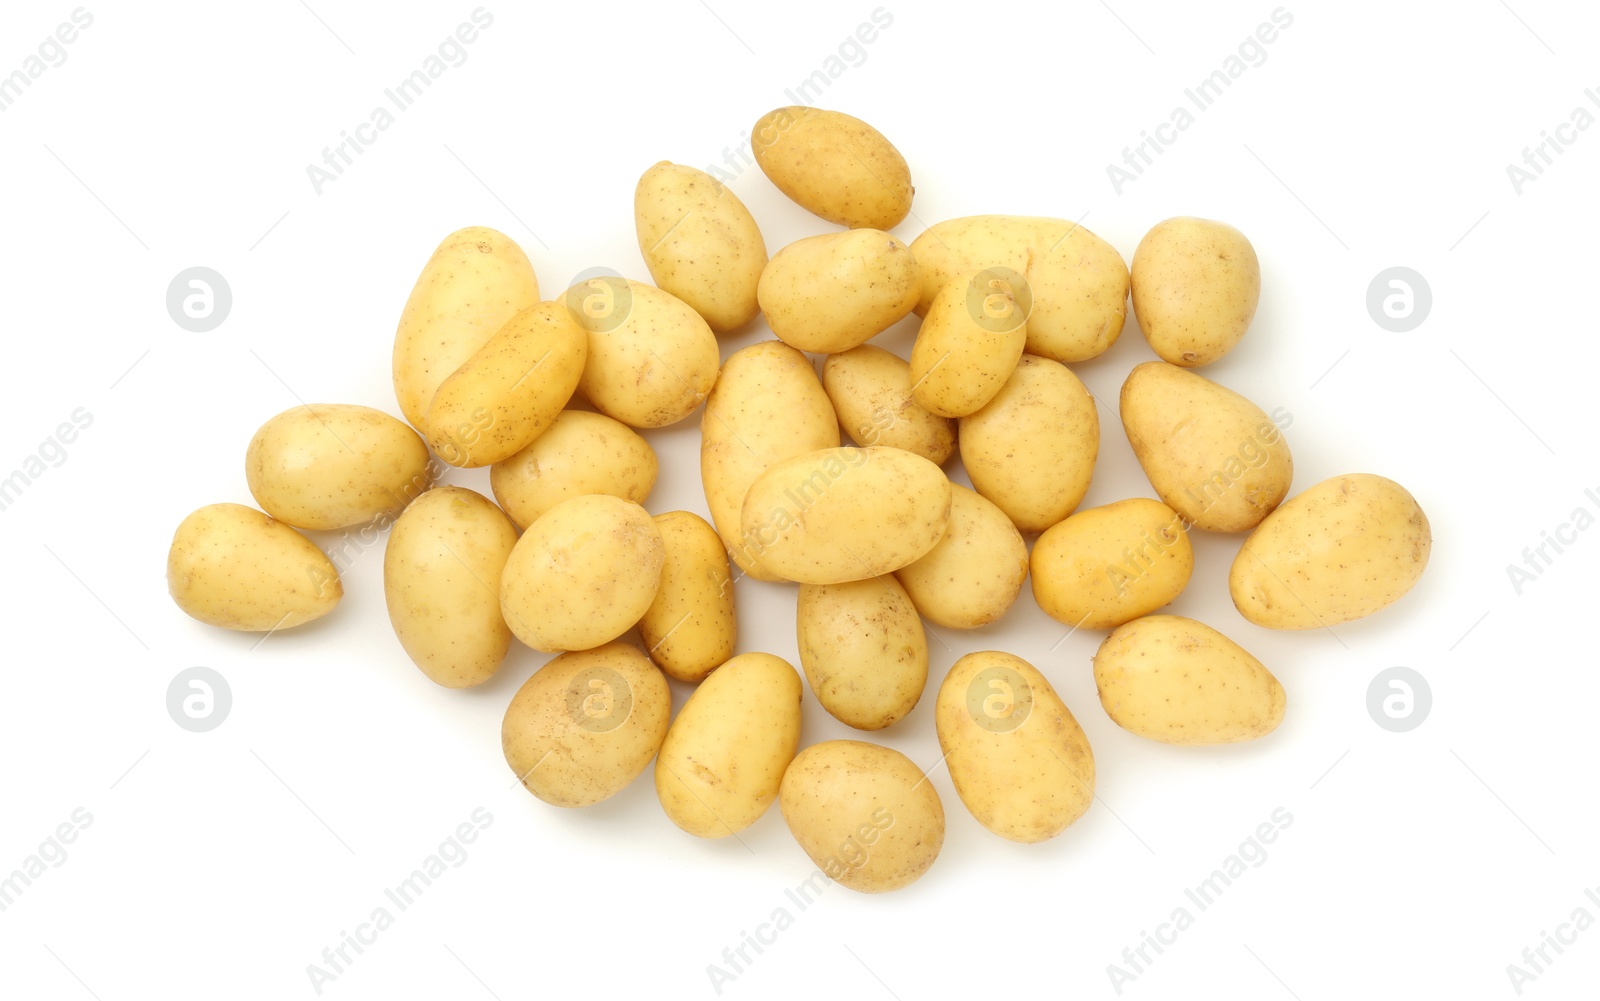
[167,502,340,631]
[637,511,736,683]
[489,410,657,531]
[570,279,719,428]
[635,162,766,333]
[1031,498,1194,631]
[894,484,1028,629]
[757,229,920,353]
[1131,217,1260,367]
[910,269,1029,418]
[822,344,955,465]
[797,577,927,730]
[751,106,912,230]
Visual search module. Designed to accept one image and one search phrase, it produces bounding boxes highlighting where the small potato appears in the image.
[499,495,664,653]
[1230,473,1431,629]
[757,229,920,353]
[383,487,518,688]
[894,484,1027,629]
[1093,615,1286,745]
[960,355,1099,533]
[570,279,719,428]
[935,651,1094,843]
[822,344,955,465]
[502,642,671,808]
[489,410,657,531]
[751,107,913,230]
[910,269,1028,418]
[245,404,431,531]
[797,578,927,730]
[638,511,736,683]
[167,503,341,631]
[778,740,944,894]
[1131,217,1260,367]
[635,162,766,333]
[655,653,802,837]
[1031,498,1193,631]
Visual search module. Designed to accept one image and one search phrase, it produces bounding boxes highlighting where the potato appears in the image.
[1131,217,1260,367]
[638,511,736,683]
[655,653,802,837]
[1120,361,1292,533]
[635,162,766,333]
[797,578,927,730]
[499,495,664,653]
[910,216,1128,363]
[502,642,671,807]
[393,226,540,432]
[1031,498,1193,631]
[821,345,954,465]
[894,484,1027,629]
[1230,473,1431,629]
[757,229,920,353]
[778,740,944,893]
[751,107,913,230]
[910,269,1028,418]
[383,487,518,688]
[935,651,1095,843]
[1093,615,1285,745]
[245,404,431,531]
[570,279,719,428]
[701,341,840,581]
[489,410,657,531]
[167,503,340,631]
[960,355,1099,533]
[741,446,951,584]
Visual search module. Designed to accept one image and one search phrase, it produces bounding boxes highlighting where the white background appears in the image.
[1,1,1596,998]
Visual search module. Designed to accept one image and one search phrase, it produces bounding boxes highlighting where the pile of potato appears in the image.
[166,107,1431,894]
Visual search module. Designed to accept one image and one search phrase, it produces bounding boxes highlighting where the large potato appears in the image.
[635,162,766,333]
[489,410,657,531]
[797,578,927,730]
[751,107,913,230]
[757,229,920,353]
[1031,498,1193,631]
[570,279,719,428]
[894,484,1027,629]
[167,503,340,631]
[1131,217,1260,367]
[910,269,1029,418]
[637,511,736,683]
[822,344,955,465]
[1230,473,1431,629]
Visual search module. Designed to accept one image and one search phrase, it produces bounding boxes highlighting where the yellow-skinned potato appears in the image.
[489,410,656,531]
[822,344,955,465]
[778,740,944,894]
[894,484,1027,629]
[499,495,664,653]
[383,487,517,688]
[910,216,1129,363]
[960,355,1099,534]
[1230,473,1431,629]
[635,162,766,333]
[935,651,1095,843]
[757,229,920,353]
[426,302,587,468]
[655,653,802,837]
[1120,361,1292,533]
[571,279,719,428]
[1093,615,1285,745]
[503,642,671,808]
[167,503,340,631]
[910,270,1028,418]
[797,578,927,730]
[245,404,431,531]
[1031,498,1193,631]
[1131,217,1260,367]
[751,107,913,230]
[393,226,540,432]
[701,341,840,581]
[638,512,736,683]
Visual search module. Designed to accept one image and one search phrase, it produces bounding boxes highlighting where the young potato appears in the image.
[910,215,1129,363]
[571,279,719,428]
[1031,498,1193,631]
[822,344,955,465]
[393,226,540,432]
[426,302,588,467]
[1230,473,1431,629]
[1093,615,1285,745]
[750,106,913,230]
[960,355,1099,533]
[910,269,1028,418]
[935,651,1095,843]
[740,446,952,584]
[757,229,920,354]
[637,511,736,683]
[1131,217,1260,367]
[167,503,340,631]
[489,410,657,531]
[1120,361,1292,533]
[701,341,840,581]
[778,740,944,894]
[894,484,1027,629]
[499,495,664,653]
[384,487,518,688]
[245,404,431,531]
[502,642,671,808]
[635,162,766,333]
[796,578,927,730]
[655,653,802,837]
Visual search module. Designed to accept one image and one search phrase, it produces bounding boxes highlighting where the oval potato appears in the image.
[635,162,766,333]
[489,410,657,531]
[1131,217,1260,367]
[757,229,920,353]
[167,503,340,631]
[910,270,1028,418]
[572,279,719,428]
[894,484,1028,629]
[1031,498,1193,631]
[822,344,955,465]
[797,577,927,730]
[638,511,736,683]
[751,106,913,230]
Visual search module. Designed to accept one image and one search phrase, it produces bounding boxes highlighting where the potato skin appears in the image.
[758,229,920,353]
[910,271,1028,418]
[894,484,1027,629]
[635,162,766,333]
[822,345,955,465]
[167,503,341,631]
[573,280,719,428]
[489,410,657,531]
[637,511,736,683]
[751,106,913,230]
[797,577,927,730]
[1031,498,1193,631]
[1131,217,1260,367]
